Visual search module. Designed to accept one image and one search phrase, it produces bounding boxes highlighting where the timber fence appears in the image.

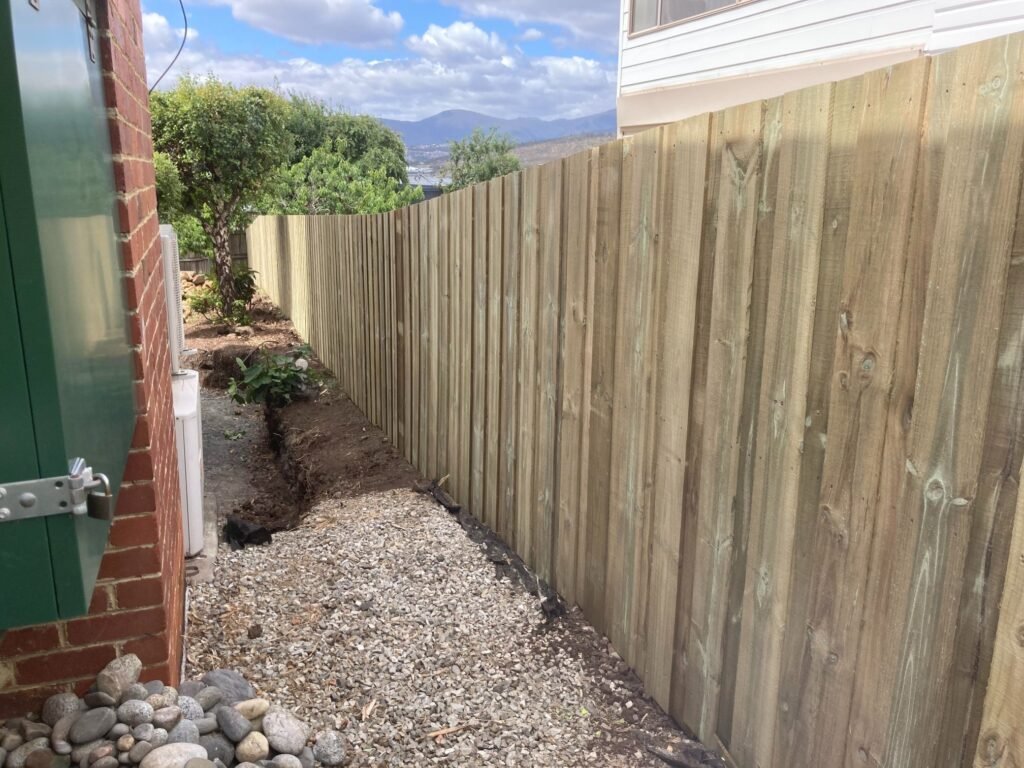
[248,33,1024,768]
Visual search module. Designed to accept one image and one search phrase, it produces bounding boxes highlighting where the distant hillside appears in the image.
[382,109,617,147]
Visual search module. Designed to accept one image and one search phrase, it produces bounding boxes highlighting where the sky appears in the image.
[142,0,621,122]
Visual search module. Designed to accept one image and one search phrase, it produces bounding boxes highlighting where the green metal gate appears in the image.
[0,0,136,629]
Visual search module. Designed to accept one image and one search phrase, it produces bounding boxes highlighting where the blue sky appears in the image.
[142,0,621,121]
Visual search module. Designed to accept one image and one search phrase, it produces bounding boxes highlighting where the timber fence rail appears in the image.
[248,33,1024,768]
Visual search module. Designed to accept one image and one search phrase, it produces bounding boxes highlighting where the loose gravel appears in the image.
[186,490,690,767]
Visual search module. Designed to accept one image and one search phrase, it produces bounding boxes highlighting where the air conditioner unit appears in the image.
[160,224,205,557]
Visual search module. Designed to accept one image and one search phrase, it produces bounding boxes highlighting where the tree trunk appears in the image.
[210,221,236,313]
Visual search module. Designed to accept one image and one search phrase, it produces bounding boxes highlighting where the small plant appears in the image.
[228,345,318,406]
[187,264,259,326]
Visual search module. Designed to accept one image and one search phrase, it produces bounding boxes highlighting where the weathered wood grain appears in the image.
[472,184,488,518]
[534,160,563,582]
[485,179,503,533]
[644,116,708,712]
[516,168,540,563]
[684,101,763,737]
[730,82,833,768]
[498,173,521,547]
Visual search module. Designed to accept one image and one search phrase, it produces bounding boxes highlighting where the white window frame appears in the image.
[629,0,756,37]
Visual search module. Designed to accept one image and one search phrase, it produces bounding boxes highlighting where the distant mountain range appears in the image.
[381,109,617,147]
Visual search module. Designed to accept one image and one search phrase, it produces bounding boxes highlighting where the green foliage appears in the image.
[443,128,521,191]
[152,77,291,308]
[187,264,259,326]
[173,214,213,258]
[264,146,423,215]
[228,345,319,406]
[284,95,408,184]
[154,151,184,218]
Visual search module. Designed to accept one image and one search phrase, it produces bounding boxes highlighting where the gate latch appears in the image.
[0,458,114,523]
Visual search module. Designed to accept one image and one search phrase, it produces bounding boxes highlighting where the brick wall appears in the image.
[0,0,184,716]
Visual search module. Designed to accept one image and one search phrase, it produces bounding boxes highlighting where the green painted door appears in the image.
[0,0,136,629]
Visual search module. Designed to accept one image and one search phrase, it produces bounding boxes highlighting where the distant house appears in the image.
[617,0,1024,134]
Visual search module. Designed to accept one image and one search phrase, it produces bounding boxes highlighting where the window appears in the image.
[630,0,750,34]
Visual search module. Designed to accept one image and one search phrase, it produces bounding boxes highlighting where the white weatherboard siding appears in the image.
[618,0,1024,131]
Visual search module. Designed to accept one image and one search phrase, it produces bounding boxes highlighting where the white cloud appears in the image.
[142,11,197,50]
[519,28,544,42]
[197,0,403,47]
[406,21,506,63]
[143,12,615,121]
[440,0,617,50]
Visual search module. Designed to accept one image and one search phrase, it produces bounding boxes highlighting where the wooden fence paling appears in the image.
[246,34,1024,768]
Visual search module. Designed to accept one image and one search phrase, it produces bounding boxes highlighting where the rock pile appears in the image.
[0,657,346,768]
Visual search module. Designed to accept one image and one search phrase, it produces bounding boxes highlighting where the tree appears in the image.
[151,77,291,310]
[264,146,423,215]
[442,128,521,191]
[284,95,408,183]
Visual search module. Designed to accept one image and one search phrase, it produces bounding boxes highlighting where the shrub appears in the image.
[228,345,319,406]
[187,265,259,326]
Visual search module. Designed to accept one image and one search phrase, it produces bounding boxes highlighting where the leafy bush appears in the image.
[228,345,319,406]
[187,265,259,325]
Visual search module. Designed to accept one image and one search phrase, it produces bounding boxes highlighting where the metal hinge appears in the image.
[0,458,114,523]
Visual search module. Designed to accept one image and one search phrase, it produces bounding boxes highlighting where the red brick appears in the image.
[123,633,169,666]
[115,577,164,610]
[139,663,173,687]
[0,685,69,719]
[0,626,61,657]
[110,514,159,549]
[124,451,154,483]
[97,545,160,580]
[65,607,165,646]
[89,586,112,614]
[16,645,117,686]
[116,483,156,516]
[130,417,151,450]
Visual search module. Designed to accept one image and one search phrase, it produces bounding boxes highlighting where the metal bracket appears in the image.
[0,459,114,523]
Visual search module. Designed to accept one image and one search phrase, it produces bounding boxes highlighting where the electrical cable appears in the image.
[148,0,188,94]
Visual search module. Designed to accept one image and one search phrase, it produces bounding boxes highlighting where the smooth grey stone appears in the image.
[83,694,116,710]
[2,735,23,752]
[7,739,50,768]
[68,710,116,746]
[176,683,203,700]
[51,713,81,755]
[150,710,180,734]
[115,702,152,730]
[117,754,130,766]
[270,756,301,768]
[148,731,167,750]
[310,732,344,768]
[131,725,154,743]
[128,742,153,764]
[196,736,231,768]
[139,744,206,768]
[42,697,82,729]
[104,726,128,741]
[191,691,220,716]
[184,760,214,768]
[259,711,306,757]
[211,762,225,768]
[295,748,312,768]
[25,749,67,768]
[193,719,217,737]
[214,709,250,745]
[233,734,266,765]
[228,701,266,723]
[0,749,6,768]
[96,657,141,704]
[234,765,258,768]
[69,740,106,764]
[119,686,148,706]
[87,744,114,763]
[90,757,118,768]
[20,724,49,743]
[175,700,202,725]
[141,684,163,697]
[165,722,198,747]
[198,674,252,707]
[158,691,177,708]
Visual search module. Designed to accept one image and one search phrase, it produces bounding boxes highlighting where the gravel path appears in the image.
[186,490,688,767]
